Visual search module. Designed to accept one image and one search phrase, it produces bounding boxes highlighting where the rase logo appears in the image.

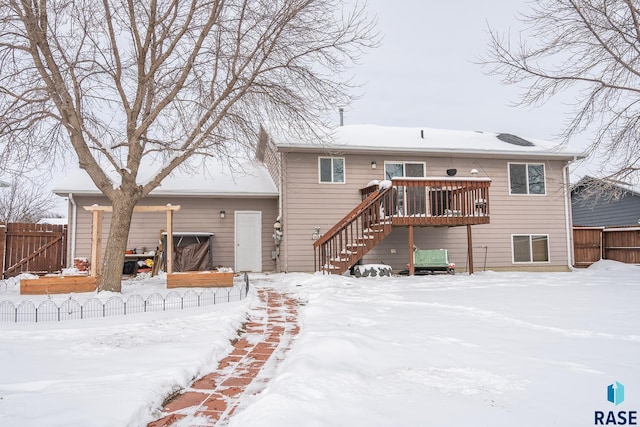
[595,381,637,425]
[609,382,626,406]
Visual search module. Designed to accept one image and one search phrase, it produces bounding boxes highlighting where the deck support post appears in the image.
[467,224,474,275]
[408,225,415,276]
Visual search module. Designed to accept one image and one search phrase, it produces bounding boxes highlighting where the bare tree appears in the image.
[0,175,62,223]
[482,0,640,189]
[0,0,377,291]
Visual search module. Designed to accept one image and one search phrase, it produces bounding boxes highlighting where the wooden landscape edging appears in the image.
[20,276,97,295]
[166,271,234,288]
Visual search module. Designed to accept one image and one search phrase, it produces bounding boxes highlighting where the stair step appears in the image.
[346,243,367,248]
[316,190,397,274]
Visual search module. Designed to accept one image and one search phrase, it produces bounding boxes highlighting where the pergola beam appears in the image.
[82,205,181,276]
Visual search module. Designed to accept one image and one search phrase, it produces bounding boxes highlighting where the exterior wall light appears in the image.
[220,210,226,219]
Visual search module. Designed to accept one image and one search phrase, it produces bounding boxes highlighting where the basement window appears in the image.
[512,234,550,263]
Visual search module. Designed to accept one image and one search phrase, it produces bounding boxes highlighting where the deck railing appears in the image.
[314,177,491,274]
[361,178,491,226]
[314,187,394,274]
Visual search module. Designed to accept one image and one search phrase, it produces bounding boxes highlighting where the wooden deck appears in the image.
[361,177,491,227]
[315,177,491,274]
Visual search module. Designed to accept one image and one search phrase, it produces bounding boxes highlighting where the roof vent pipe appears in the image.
[421,129,424,139]
[339,108,344,126]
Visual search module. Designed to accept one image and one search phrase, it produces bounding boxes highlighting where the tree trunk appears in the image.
[97,192,138,292]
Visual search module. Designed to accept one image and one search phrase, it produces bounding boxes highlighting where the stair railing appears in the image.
[314,186,393,273]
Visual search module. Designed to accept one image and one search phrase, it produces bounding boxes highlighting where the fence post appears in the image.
[0,225,5,279]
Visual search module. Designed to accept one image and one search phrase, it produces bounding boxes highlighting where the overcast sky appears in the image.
[341,1,581,148]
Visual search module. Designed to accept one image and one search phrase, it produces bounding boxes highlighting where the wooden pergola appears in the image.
[83,204,181,276]
[20,203,234,294]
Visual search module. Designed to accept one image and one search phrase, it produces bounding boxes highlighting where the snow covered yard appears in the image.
[236,262,640,427]
[0,261,638,426]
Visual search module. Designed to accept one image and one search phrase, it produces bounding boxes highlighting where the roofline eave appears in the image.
[275,144,585,160]
[54,190,279,198]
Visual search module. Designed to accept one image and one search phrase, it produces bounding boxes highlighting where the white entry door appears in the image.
[235,211,262,272]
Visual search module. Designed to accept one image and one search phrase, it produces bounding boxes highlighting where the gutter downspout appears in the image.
[280,152,286,273]
[562,158,577,270]
[69,193,77,266]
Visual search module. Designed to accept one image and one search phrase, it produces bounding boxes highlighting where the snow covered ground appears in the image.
[1,261,639,426]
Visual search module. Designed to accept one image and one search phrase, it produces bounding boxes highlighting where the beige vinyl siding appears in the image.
[281,152,383,272]
[281,152,571,272]
[70,195,278,272]
[364,158,570,271]
[262,137,282,191]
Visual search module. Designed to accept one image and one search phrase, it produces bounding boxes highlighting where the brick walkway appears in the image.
[148,288,299,427]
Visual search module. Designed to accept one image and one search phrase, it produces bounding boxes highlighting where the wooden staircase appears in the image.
[313,186,394,274]
[313,177,492,275]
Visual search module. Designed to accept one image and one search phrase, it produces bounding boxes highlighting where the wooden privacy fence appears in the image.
[573,226,640,268]
[0,223,68,278]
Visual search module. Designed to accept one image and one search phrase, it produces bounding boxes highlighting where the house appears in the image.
[54,124,583,275]
[0,179,10,188]
[53,161,279,273]
[571,176,640,227]
[261,125,583,273]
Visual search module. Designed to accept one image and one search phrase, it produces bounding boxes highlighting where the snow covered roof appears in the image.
[53,161,278,197]
[37,217,68,225]
[274,124,584,160]
[0,178,10,187]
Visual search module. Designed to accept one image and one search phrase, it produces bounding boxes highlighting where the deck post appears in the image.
[467,224,474,275]
[408,225,415,276]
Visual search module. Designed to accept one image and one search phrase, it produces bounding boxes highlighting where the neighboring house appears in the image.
[261,125,583,273]
[571,176,640,227]
[53,161,279,273]
[0,179,10,188]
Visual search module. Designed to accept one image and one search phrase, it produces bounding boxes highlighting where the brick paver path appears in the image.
[148,288,299,427]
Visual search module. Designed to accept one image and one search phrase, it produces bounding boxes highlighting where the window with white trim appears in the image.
[319,157,345,183]
[512,234,550,263]
[384,162,425,179]
[509,163,546,195]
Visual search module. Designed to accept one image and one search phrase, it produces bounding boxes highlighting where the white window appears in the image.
[512,234,550,263]
[384,162,426,216]
[509,163,546,195]
[319,157,345,183]
[384,162,425,180]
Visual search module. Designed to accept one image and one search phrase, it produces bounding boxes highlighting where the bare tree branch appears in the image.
[0,0,378,291]
[0,174,62,223]
[481,0,640,189]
